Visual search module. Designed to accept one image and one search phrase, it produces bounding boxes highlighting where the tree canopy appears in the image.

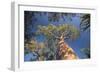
[36,24,80,40]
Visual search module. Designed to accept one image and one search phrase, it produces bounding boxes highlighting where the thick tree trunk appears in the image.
[58,34,78,60]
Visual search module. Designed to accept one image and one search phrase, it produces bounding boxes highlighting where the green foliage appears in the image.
[81,48,90,58]
[24,51,29,55]
[25,40,37,52]
[68,25,80,40]
[36,24,55,37]
[48,13,76,22]
[37,24,80,40]
[80,14,90,31]
[25,39,46,52]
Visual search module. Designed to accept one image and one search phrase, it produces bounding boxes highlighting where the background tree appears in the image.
[81,48,90,58]
[24,38,47,61]
[79,14,90,58]
[80,14,90,31]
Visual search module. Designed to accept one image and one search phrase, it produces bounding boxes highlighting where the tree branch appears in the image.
[48,31,60,39]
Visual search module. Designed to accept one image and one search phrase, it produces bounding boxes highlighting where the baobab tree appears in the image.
[36,24,80,60]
